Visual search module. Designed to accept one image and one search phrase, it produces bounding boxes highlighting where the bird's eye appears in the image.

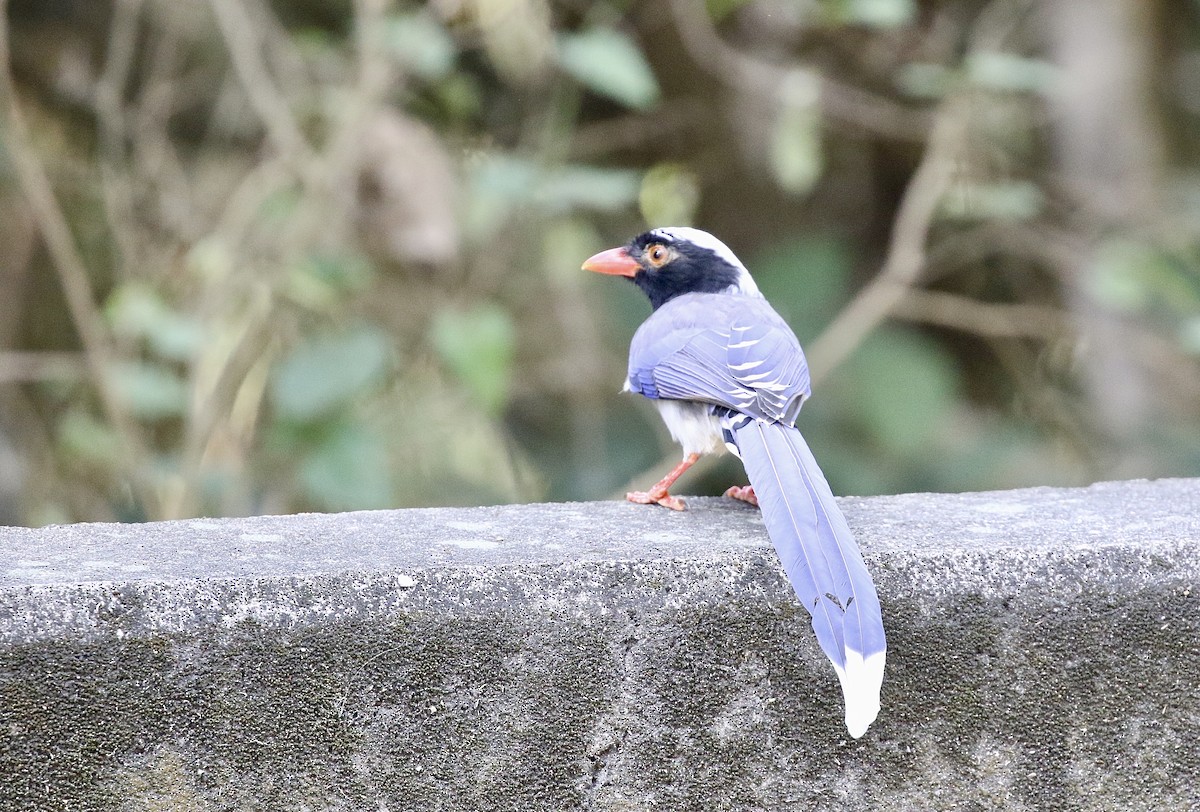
[646,244,670,267]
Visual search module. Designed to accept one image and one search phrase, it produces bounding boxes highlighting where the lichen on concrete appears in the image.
[0,479,1198,810]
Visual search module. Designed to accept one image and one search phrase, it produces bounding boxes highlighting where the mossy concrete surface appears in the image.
[1,479,1198,811]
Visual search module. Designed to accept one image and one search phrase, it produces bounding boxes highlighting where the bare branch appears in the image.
[807,93,970,383]
[0,352,87,384]
[0,2,157,511]
[665,0,931,141]
[208,0,315,164]
[94,0,144,277]
[169,0,394,517]
[891,290,1071,341]
[571,99,707,159]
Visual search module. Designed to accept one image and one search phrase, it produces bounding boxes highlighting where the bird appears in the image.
[583,226,886,738]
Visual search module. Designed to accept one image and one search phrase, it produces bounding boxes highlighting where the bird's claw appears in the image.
[627,491,687,511]
[724,485,758,507]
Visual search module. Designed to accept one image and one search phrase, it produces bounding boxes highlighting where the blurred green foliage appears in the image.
[271,327,392,422]
[558,28,661,110]
[430,304,516,416]
[0,0,1198,526]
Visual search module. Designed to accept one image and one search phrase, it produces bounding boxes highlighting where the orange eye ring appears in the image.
[646,244,670,267]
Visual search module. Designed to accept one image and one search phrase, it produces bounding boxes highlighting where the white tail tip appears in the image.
[834,649,886,738]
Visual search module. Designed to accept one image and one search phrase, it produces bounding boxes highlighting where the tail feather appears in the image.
[732,422,848,668]
[732,419,886,738]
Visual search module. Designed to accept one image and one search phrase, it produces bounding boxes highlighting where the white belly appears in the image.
[655,400,726,457]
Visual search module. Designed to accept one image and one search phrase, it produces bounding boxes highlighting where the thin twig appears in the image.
[806,93,969,383]
[0,352,87,383]
[665,0,931,141]
[170,294,276,519]
[131,21,199,244]
[290,0,391,247]
[208,0,315,164]
[891,289,1070,341]
[0,2,157,512]
[94,0,144,278]
[212,154,295,245]
[245,0,314,106]
[170,0,394,517]
[571,99,707,159]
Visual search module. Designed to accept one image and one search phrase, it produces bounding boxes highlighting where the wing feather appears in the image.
[627,293,811,422]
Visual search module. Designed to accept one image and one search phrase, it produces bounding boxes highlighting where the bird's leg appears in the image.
[723,485,758,507]
[628,452,701,511]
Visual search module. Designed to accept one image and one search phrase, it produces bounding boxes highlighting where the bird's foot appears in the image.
[723,485,758,507]
[626,490,687,511]
[627,453,700,512]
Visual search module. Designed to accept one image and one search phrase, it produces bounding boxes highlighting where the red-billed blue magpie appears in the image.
[584,227,886,737]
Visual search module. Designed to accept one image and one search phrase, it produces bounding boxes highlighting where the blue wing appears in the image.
[627,292,811,424]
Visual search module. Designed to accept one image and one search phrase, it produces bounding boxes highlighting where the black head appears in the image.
[582,227,755,311]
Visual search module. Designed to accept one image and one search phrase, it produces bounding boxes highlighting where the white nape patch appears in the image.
[650,227,762,297]
[655,400,726,457]
[832,649,886,739]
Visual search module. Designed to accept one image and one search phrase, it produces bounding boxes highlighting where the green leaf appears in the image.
[896,62,954,99]
[57,409,123,466]
[706,0,753,21]
[151,320,207,362]
[1087,239,1163,313]
[434,72,483,122]
[941,180,1044,221]
[271,326,391,422]
[186,237,235,283]
[429,303,516,415]
[541,218,601,289]
[108,360,188,420]
[259,185,301,225]
[770,71,823,195]
[1180,317,1200,355]
[838,329,960,456]
[304,253,373,292]
[463,155,538,239]
[465,155,640,238]
[558,29,660,110]
[384,12,456,79]
[287,253,374,310]
[751,235,851,342]
[106,283,165,336]
[640,162,701,227]
[827,0,916,28]
[105,283,206,361]
[1087,240,1200,317]
[966,52,1059,94]
[537,165,641,212]
[299,422,393,511]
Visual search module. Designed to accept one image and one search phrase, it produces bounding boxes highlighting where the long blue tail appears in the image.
[731,418,886,738]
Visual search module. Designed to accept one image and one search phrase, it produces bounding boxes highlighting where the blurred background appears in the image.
[0,0,1198,526]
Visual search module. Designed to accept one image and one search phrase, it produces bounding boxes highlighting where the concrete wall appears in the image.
[1,479,1198,811]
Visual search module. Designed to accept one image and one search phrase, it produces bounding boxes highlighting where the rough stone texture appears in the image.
[1,479,1198,811]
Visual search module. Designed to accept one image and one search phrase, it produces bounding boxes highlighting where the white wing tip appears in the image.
[834,649,886,739]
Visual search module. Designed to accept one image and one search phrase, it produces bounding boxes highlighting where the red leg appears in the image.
[724,485,758,507]
[628,453,701,511]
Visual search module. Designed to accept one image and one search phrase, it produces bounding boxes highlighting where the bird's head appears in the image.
[582,227,761,310]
